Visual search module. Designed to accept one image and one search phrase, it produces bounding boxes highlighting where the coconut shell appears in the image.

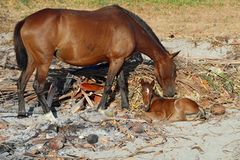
[211,104,225,115]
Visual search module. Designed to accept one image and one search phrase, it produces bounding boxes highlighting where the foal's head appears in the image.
[154,51,179,97]
[140,80,155,111]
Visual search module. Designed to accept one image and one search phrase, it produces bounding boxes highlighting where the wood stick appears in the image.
[81,90,94,107]
[176,79,198,91]
[47,80,58,106]
[194,59,240,65]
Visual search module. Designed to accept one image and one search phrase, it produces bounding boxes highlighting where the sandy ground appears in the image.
[0,2,240,159]
[1,107,240,159]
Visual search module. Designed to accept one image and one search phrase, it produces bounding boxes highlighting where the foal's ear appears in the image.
[150,80,155,87]
[170,50,180,59]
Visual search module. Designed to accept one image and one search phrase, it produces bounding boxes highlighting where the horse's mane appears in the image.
[114,5,168,53]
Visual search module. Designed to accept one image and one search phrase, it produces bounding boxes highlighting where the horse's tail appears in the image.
[13,20,27,71]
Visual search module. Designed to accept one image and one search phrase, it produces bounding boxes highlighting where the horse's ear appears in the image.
[170,50,180,59]
[140,79,144,85]
[150,80,155,87]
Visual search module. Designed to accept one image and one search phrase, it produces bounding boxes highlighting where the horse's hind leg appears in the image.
[98,59,124,110]
[33,63,52,113]
[17,58,36,117]
[117,69,129,109]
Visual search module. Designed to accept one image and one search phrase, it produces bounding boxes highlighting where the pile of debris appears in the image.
[1,57,239,114]
[0,34,240,159]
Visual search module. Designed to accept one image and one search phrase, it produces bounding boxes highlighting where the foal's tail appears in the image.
[198,107,207,120]
[13,20,27,71]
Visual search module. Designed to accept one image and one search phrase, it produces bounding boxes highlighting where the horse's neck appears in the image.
[148,91,164,112]
[134,28,168,62]
[116,6,168,61]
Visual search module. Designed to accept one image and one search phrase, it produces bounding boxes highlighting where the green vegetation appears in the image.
[75,0,210,6]
[1,0,239,34]
[154,0,223,6]
[16,0,234,7]
[20,0,30,6]
[200,66,236,95]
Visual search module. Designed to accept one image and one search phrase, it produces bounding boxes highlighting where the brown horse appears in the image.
[14,5,179,117]
[140,80,205,121]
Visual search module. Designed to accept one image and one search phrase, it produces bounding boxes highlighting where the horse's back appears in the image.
[22,5,128,31]
[150,98,175,113]
[19,6,136,66]
[22,8,60,30]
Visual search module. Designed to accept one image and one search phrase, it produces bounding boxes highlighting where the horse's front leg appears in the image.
[117,69,129,109]
[98,59,124,110]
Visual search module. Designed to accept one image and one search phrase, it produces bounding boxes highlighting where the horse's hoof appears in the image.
[44,112,58,124]
[17,113,28,118]
[122,105,129,110]
[97,105,107,110]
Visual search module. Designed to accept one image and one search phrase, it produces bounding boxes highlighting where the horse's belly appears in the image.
[55,49,108,66]
[64,57,107,66]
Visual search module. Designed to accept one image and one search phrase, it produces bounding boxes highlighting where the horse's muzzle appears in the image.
[140,104,150,112]
[163,87,176,97]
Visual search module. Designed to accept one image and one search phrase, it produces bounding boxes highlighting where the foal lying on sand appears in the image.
[140,80,206,122]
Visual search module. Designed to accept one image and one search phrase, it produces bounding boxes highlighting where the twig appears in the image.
[177,79,198,91]
[78,115,149,125]
[24,152,87,159]
[58,91,73,100]
[127,137,167,158]
[47,79,59,106]
[102,117,149,123]
[79,115,99,124]
[82,90,94,107]
[196,59,240,65]
[25,94,37,102]
[71,97,85,113]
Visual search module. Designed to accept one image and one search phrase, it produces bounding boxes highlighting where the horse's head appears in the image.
[140,79,155,111]
[154,51,179,97]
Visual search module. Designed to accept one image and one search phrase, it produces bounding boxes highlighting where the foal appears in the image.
[140,80,205,121]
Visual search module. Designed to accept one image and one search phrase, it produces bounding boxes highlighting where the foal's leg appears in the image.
[98,59,124,110]
[117,70,129,109]
[17,58,36,117]
[33,63,51,113]
[173,100,187,121]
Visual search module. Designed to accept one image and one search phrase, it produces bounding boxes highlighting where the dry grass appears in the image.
[0,0,240,39]
[127,59,240,110]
